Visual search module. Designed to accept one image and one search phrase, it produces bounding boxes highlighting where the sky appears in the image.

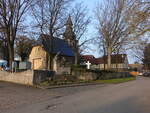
[75,0,136,64]
[27,0,136,64]
[75,0,101,56]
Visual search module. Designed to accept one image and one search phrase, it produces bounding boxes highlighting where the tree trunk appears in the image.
[49,54,53,70]
[104,57,106,70]
[49,30,54,71]
[74,43,79,65]
[8,43,14,72]
[48,54,53,70]
[116,53,119,71]
[103,46,106,70]
[107,47,112,70]
[46,53,49,70]
[74,51,78,65]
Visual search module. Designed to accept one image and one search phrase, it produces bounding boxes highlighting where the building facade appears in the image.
[29,35,74,74]
[81,54,129,70]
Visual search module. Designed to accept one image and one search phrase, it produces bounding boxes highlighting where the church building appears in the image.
[29,17,76,74]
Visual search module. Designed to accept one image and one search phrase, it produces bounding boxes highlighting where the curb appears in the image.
[36,82,105,89]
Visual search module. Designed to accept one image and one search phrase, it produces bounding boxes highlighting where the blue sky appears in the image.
[74,0,136,64]
[79,0,99,9]
[75,0,101,56]
[27,0,135,63]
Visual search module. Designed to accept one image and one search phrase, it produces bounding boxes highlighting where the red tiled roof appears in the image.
[81,55,95,60]
[81,55,97,64]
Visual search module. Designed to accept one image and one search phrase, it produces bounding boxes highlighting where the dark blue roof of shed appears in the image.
[38,34,74,57]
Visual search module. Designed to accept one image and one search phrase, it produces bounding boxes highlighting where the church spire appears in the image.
[65,15,73,26]
[63,15,76,47]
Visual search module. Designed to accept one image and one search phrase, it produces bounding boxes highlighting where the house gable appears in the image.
[29,46,47,70]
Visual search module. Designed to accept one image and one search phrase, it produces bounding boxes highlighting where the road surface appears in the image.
[1,77,150,113]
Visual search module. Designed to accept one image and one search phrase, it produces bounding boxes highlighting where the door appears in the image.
[33,58,42,70]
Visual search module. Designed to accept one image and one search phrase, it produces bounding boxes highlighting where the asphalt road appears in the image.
[1,77,150,113]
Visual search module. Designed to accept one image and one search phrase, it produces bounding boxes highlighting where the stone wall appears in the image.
[72,68,131,81]
[98,71,131,80]
[77,72,98,81]
[0,70,33,85]
[0,70,54,85]
[56,67,71,75]
[33,70,55,84]
[71,70,99,81]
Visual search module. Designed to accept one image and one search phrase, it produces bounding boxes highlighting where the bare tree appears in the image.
[143,43,150,70]
[126,0,150,36]
[95,0,150,70]
[131,38,148,62]
[0,33,8,60]
[0,0,32,71]
[30,0,73,70]
[15,36,36,61]
[70,2,91,65]
[30,0,73,36]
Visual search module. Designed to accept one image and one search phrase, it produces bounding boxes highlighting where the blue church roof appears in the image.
[38,34,74,57]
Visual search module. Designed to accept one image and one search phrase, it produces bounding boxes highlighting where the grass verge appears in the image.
[39,77,135,87]
[94,77,135,84]
[39,80,89,86]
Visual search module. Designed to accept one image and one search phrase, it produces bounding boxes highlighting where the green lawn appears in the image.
[94,77,135,84]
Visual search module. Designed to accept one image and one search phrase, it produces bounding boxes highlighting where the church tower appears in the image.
[63,16,76,48]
